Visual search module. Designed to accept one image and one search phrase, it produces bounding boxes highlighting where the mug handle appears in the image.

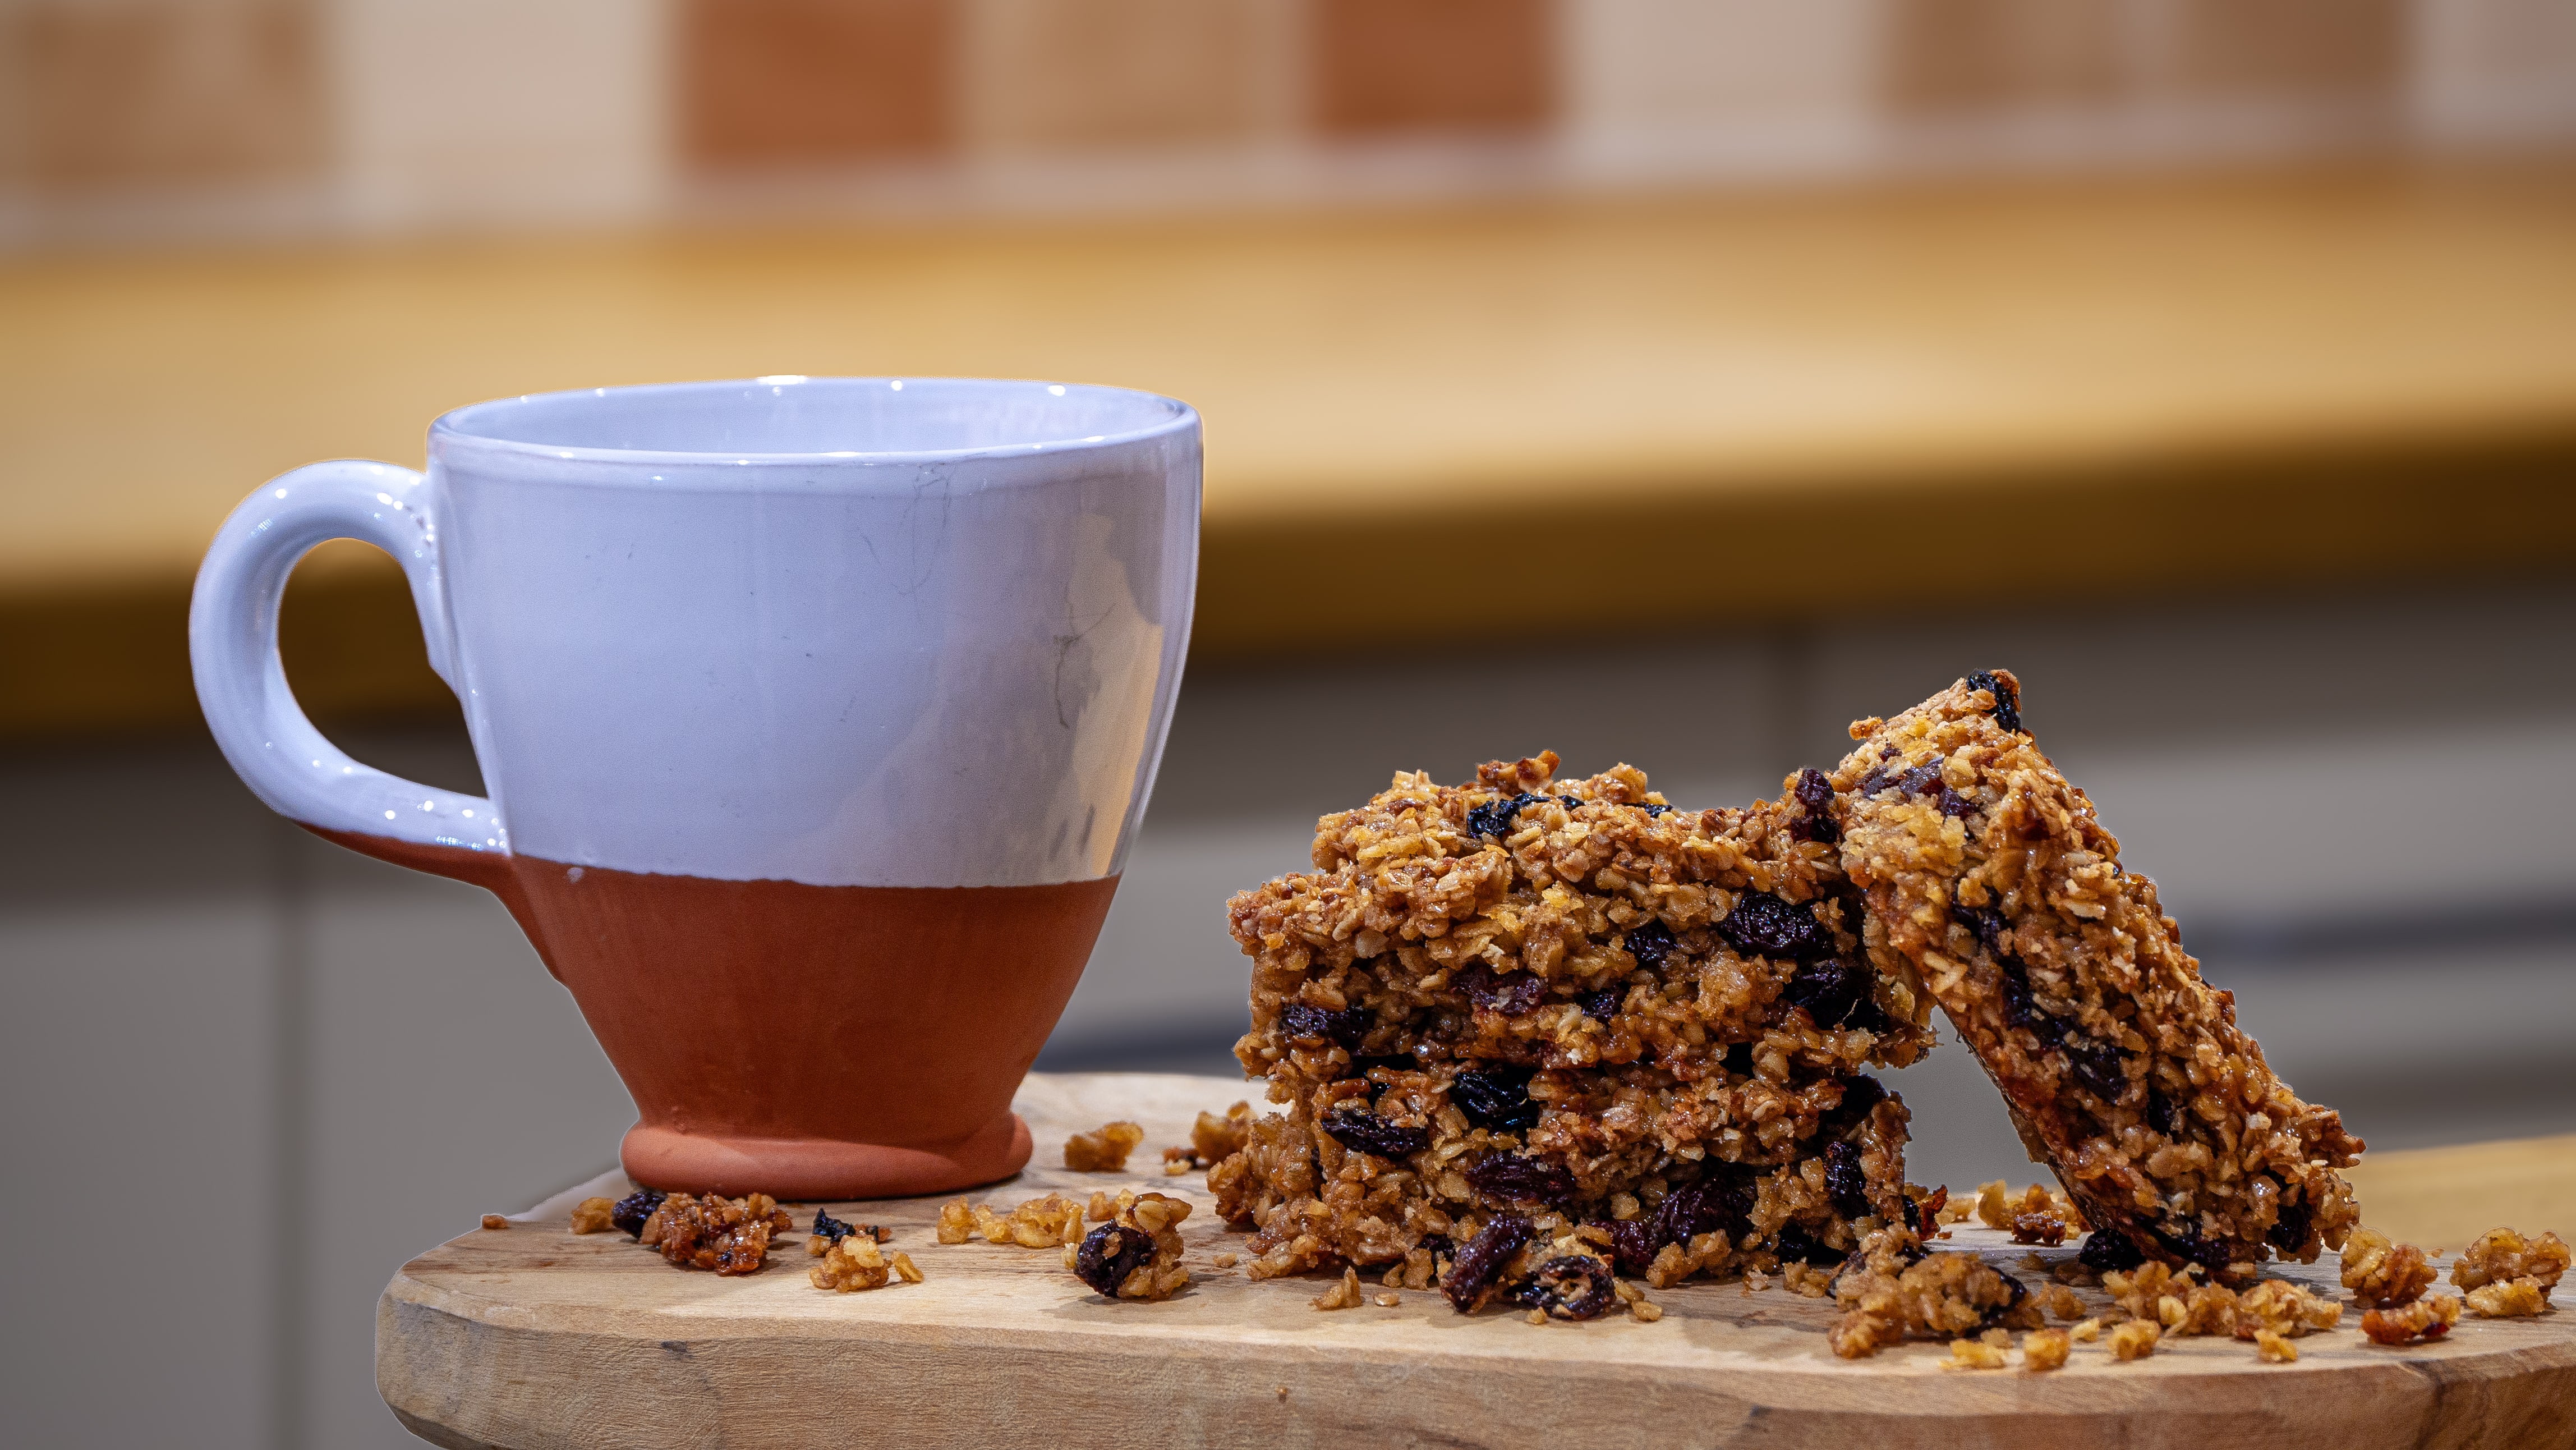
[189,460,509,871]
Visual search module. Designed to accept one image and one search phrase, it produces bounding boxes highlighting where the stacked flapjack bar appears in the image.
[1831,671,2363,1282]
[1211,752,1942,1292]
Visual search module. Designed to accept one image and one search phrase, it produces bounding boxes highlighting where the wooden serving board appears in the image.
[380,1073,2576,1450]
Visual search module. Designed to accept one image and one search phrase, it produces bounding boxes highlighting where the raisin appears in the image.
[1280,1002,1368,1050]
[812,1209,855,1244]
[1415,1232,1454,1260]
[1896,761,1944,796]
[1979,1269,2032,1330]
[1466,1152,1577,1207]
[1820,1073,1887,1140]
[1601,1219,1662,1276]
[1844,995,1894,1035]
[1557,795,1583,809]
[1936,787,1977,819]
[1636,802,1671,818]
[1321,1106,1430,1159]
[611,1188,667,1239]
[1790,767,1839,843]
[1516,1256,1616,1321]
[1965,671,2022,735]
[1353,1053,1419,1077]
[2078,1229,2146,1274]
[1782,956,1866,1027]
[1995,955,2058,1038]
[1459,964,1545,1016]
[1825,1140,1872,1219]
[1467,792,1544,840]
[1717,892,1832,962]
[2061,1037,2129,1102]
[1721,1041,1755,1077]
[2266,1194,2312,1254]
[1451,1066,1541,1132]
[1656,1167,1756,1245]
[1623,919,1677,972]
[2145,1084,2184,1137]
[1441,1214,1535,1312]
[1074,1223,1156,1297]
[1951,903,2011,954]
[1773,1222,1838,1265]
[2154,1222,2235,1276]
[1579,989,1623,1021]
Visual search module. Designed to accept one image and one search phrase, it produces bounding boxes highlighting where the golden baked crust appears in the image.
[1213,754,1938,1286]
[1833,672,2363,1282]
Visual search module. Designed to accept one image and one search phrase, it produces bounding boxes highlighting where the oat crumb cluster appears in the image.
[567,1190,797,1275]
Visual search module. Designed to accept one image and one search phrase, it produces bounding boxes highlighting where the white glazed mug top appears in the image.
[191,377,1202,890]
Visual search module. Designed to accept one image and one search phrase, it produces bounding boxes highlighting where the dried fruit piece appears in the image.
[1623,919,1677,972]
[1824,1140,1871,1219]
[1070,1192,1193,1301]
[1441,1215,1535,1313]
[2362,1295,2462,1345]
[1064,1120,1146,1172]
[1791,767,1839,843]
[610,1188,668,1239]
[1321,1106,1430,1159]
[1965,670,2021,735]
[1466,1152,1577,1206]
[1467,791,1546,839]
[1450,1066,1541,1132]
[1715,891,1832,961]
[568,1197,616,1235]
[1278,1002,1368,1050]
[1458,964,1546,1015]
[1075,1224,1156,1297]
[2342,1227,2436,1307]
[1782,957,1866,1027]
[1516,1256,1616,1321]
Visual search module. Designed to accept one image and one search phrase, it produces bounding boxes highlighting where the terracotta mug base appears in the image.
[621,1113,1034,1201]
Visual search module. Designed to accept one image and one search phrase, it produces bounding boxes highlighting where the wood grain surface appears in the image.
[380,1072,2576,1450]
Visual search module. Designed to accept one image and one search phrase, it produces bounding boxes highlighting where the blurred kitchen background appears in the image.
[5,0,2575,1444]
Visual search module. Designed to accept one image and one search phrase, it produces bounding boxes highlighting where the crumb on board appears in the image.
[2362,1296,2462,1346]
[481,1214,509,1231]
[1313,1268,1363,1310]
[1072,1192,1192,1302]
[568,1197,615,1234]
[1064,1121,1146,1172]
[2023,1328,2070,1370]
[2453,1227,2569,1295]
[2109,1320,2160,1361]
[2342,1227,2436,1308]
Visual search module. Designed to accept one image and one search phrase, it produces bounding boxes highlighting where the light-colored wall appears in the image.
[7,579,2571,1446]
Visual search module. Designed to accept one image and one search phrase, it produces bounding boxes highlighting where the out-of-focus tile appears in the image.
[681,0,954,168]
[1310,0,1554,136]
[2413,0,2576,141]
[1563,0,1880,137]
[962,0,1296,153]
[1879,0,2125,113]
[333,0,668,228]
[4,0,325,190]
[2163,0,2402,103]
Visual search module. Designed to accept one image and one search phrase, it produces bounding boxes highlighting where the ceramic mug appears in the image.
[190,377,1199,1197]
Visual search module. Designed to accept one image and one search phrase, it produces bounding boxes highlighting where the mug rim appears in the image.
[430,375,1198,467]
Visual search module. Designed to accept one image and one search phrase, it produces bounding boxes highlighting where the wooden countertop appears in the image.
[8,163,2576,739]
[378,1073,2576,1450]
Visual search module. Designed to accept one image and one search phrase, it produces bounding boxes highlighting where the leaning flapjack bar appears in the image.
[1832,671,2363,1281]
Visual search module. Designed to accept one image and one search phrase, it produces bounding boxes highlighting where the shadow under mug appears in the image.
[190,377,1200,1199]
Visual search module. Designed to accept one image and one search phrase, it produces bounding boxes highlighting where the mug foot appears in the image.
[621,1113,1033,1200]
